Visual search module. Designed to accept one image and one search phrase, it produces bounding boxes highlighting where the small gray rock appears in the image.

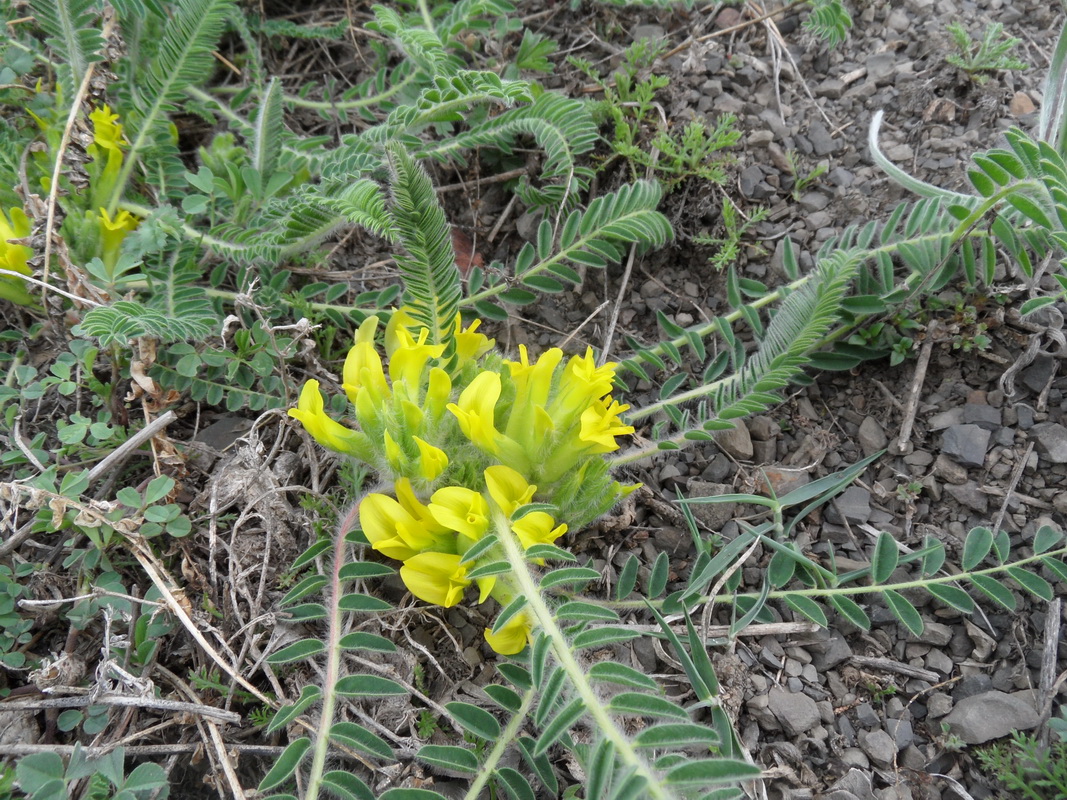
[816,78,845,99]
[829,769,875,800]
[903,449,934,467]
[932,453,968,484]
[807,121,837,156]
[953,674,993,701]
[925,648,953,675]
[942,690,1039,743]
[858,416,888,457]
[942,424,991,467]
[927,692,953,718]
[1017,405,1036,429]
[944,481,988,514]
[748,416,778,441]
[885,717,914,749]
[840,748,869,769]
[866,52,896,85]
[1022,355,1056,392]
[1031,422,1067,464]
[829,486,872,524]
[714,420,753,460]
[631,635,658,673]
[962,403,1001,430]
[740,164,764,198]
[651,526,691,556]
[859,728,897,767]
[685,481,736,530]
[886,8,910,32]
[768,686,821,736]
[809,631,852,670]
[854,702,881,729]
[515,210,541,241]
[928,408,964,430]
[658,462,683,482]
[798,191,830,212]
[909,620,953,646]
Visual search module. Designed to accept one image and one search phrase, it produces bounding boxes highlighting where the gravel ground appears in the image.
[9,2,1060,797]
[486,1,1067,797]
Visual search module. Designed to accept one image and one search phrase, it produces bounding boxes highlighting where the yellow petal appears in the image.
[287,380,366,455]
[578,396,634,452]
[454,314,494,364]
[384,306,418,356]
[89,105,124,152]
[342,342,389,407]
[423,367,452,419]
[484,612,531,655]
[389,326,445,389]
[447,371,502,454]
[484,465,536,516]
[475,575,496,604]
[0,207,33,277]
[512,511,567,550]
[359,493,421,561]
[413,436,448,481]
[395,478,450,537]
[429,487,489,541]
[356,488,443,563]
[400,552,470,607]
[551,347,617,424]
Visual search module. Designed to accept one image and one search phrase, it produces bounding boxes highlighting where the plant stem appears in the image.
[194,71,420,112]
[304,502,362,800]
[610,544,1067,611]
[462,686,537,800]
[490,508,679,800]
[416,0,436,32]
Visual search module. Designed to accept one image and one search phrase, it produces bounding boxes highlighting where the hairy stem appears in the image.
[304,502,362,800]
[462,686,537,800]
[491,508,678,800]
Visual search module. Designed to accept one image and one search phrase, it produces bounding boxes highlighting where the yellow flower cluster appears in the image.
[361,466,565,654]
[288,309,636,655]
[86,106,138,269]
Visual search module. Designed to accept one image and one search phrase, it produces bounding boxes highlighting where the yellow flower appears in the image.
[484,465,536,517]
[484,612,531,655]
[454,314,494,364]
[413,436,448,481]
[503,345,561,446]
[361,487,448,562]
[447,371,503,454]
[395,478,450,537]
[506,345,562,410]
[429,486,489,542]
[550,347,618,425]
[400,552,471,607]
[0,207,34,306]
[96,207,138,267]
[288,380,367,455]
[89,105,124,154]
[385,307,413,355]
[389,325,445,390]
[578,397,635,453]
[87,106,126,208]
[383,430,406,472]
[342,341,390,408]
[512,511,567,550]
[423,367,452,420]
